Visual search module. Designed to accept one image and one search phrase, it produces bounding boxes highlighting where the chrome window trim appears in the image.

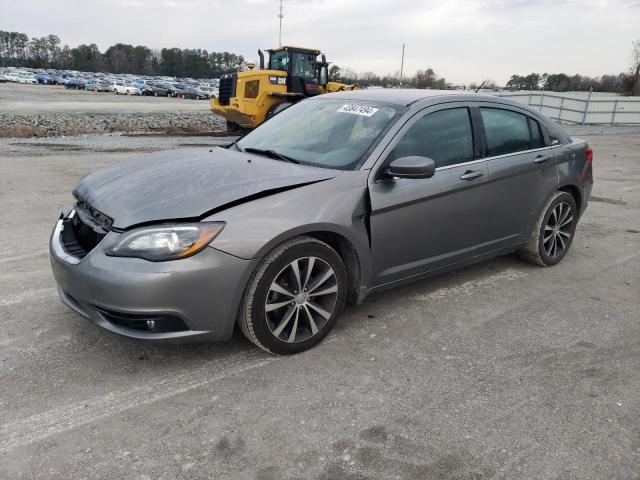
[434,144,564,172]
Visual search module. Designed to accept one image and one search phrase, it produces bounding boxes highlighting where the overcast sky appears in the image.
[1,0,639,84]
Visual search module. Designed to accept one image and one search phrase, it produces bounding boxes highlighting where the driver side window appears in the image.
[394,108,474,168]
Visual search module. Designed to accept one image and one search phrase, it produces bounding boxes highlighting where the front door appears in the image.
[368,106,492,287]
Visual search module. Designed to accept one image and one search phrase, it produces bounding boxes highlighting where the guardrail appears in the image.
[494,92,640,125]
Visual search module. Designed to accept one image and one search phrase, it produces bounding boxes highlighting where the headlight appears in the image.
[105,222,225,261]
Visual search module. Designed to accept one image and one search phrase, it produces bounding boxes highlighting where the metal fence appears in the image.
[493,91,640,125]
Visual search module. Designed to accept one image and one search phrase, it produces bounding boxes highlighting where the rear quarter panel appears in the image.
[558,137,593,216]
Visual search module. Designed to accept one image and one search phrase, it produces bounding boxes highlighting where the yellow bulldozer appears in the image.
[211,46,359,132]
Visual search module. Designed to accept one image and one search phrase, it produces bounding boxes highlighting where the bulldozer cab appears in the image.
[265,46,328,96]
[212,44,355,131]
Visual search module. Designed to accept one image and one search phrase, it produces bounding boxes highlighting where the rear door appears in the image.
[476,105,559,246]
[368,104,492,286]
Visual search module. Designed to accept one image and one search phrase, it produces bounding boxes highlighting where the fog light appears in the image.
[146,320,156,330]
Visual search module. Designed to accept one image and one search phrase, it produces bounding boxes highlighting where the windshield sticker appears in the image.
[337,104,379,116]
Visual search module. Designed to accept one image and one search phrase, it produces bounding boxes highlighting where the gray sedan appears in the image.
[50,90,593,354]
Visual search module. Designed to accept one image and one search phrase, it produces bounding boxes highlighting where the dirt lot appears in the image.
[0,131,639,479]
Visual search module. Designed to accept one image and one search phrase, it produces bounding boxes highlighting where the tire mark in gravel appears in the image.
[0,287,57,307]
[0,351,276,453]
[413,268,528,302]
[0,250,49,264]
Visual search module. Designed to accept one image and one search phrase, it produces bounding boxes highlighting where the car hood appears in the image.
[72,147,338,230]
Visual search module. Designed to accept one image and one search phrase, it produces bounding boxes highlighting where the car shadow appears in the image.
[60,252,534,368]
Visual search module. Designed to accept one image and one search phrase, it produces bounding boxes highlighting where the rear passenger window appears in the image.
[394,108,474,168]
[480,108,531,156]
[529,118,545,148]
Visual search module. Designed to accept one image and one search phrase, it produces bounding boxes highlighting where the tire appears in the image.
[238,236,347,355]
[226,120,240,133]
[518,191,578,267]
[265,101,292,121]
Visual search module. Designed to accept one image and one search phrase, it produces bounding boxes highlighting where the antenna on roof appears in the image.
[475,80,486,93]
[278,0,284,47]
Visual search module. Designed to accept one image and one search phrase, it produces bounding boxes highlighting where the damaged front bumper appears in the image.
[49,212,258,342]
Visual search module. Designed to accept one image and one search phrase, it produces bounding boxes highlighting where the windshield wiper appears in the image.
[227,140,242,151]
[242,147,299,164]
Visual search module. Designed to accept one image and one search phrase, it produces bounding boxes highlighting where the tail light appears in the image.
[586,148,593,166]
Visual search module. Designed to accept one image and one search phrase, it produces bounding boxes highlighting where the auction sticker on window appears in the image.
[337,104,379,116]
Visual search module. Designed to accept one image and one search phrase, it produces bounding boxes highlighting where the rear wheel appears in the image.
[238,237,347,354]
[518,191,577,267]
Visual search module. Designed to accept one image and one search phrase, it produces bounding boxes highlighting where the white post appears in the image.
[582,89,592,125]
[611,100,619,126]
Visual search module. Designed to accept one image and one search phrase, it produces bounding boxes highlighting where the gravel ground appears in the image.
[0,83,224,137]
[0,133,237,156]
[0,130,638,479]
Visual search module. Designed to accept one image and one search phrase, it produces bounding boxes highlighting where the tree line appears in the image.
[506,72,623,93]
[330,65,448,89]
[0,30,245,78]
[506,41,640,96]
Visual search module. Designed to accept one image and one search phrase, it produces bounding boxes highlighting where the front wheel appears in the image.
[238,237,347,354]
[265,101,292,121]
[518,191,578,267]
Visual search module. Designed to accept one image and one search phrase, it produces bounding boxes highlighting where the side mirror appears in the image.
[387,156,436,179]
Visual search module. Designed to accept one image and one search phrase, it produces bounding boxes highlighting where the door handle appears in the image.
[534,155,550,164]
[460,170,484,181]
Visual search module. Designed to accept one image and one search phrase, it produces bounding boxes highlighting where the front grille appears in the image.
[74,198,113,232]
[60,210,107,260]
[218,74,236,106]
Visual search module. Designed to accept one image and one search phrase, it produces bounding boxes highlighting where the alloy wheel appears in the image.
[543,201,573,258]
[265,256,338,343]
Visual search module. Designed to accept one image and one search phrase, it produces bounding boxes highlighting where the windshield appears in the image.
[270,51,289,72]
[237,99,402,170]
[291,52,316,78]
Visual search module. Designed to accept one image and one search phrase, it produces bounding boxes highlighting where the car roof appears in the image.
[315,88,519,108]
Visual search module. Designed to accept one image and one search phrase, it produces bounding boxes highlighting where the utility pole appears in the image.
[278,0,284,47]
[399,43,405,86]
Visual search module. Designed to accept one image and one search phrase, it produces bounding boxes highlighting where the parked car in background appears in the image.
[0,68,220,102]
[166,83,188,97]
[49,90,593,354]
[85,79,112,92]
[35,74,55,84]
[193,86,212,100]
[17,72,38,84]
[50,74,67,85]
[112,80,141,95]
[3,72,20,82]
[65,78,87,90]
[141,83,170,96]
